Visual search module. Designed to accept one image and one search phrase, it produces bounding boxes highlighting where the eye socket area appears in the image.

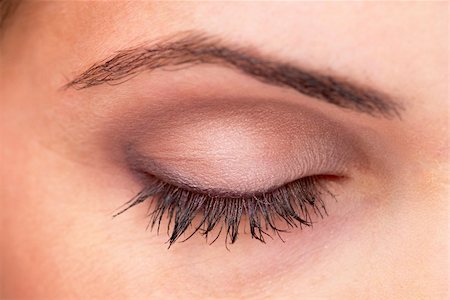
[111,98,369,246]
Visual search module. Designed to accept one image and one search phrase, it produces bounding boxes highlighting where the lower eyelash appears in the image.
[114,175,333,248]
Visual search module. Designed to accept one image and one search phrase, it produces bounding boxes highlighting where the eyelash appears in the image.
[114,175,334,248]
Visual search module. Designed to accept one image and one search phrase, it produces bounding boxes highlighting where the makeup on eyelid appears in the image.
[120,99,367,193]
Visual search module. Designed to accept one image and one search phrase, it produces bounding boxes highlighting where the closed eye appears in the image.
[113,173,337,248]
[108,99,359,248]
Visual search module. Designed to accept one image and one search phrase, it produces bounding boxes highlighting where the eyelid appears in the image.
[126,149,347,197]
[121,99,366,193]
[111,98,364,246]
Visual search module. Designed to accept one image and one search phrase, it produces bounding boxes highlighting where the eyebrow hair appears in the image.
[66,31,403,118]
[0,0,20,30]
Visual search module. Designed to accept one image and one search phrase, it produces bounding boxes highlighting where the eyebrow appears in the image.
[65,31,403,118]
[0,0,21,29]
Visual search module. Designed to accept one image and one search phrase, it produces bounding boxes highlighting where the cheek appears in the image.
[0,137,145,297]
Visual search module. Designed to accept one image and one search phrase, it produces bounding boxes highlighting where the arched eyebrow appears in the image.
[65,31,403,118]
[0,0,21,29]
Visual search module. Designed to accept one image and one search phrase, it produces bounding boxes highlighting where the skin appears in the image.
[0,2,448,299]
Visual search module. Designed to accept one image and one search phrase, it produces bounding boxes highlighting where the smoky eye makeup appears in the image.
[110,96,368,247]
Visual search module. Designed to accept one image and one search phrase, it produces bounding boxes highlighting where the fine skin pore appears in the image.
[0,2,448,300]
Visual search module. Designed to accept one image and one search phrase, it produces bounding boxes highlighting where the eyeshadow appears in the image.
[118,98,367,193]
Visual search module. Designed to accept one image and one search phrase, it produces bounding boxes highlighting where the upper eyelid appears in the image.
[116,97,367,194]
[63,30,403,119]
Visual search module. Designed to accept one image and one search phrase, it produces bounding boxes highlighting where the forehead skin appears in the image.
[0,2,448,300]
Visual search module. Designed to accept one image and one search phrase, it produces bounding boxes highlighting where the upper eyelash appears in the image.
[114,175,333,248]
